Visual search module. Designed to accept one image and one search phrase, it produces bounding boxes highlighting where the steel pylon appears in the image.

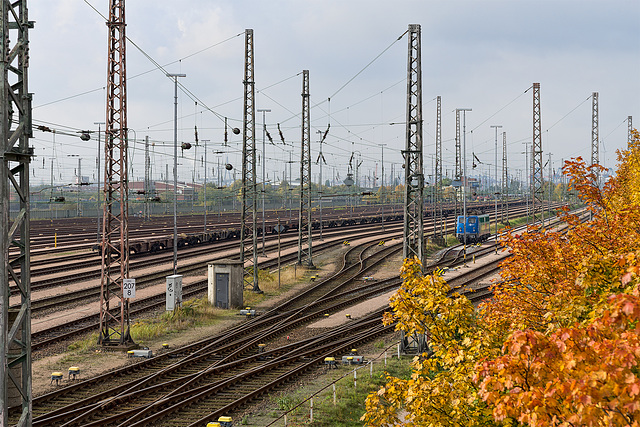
[240,29,260,292]
[98,0,134,347]
[434,95,443,242]
[297,70,314,267]
[1,1,33,423]
[531,82,544,223]
[403,24,425,267]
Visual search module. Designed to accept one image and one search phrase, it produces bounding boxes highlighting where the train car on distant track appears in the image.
[456,214,490,243]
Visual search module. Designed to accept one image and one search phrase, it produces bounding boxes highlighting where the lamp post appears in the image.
[490,125,502,241]
[457,108,472,263]
[94,122,105,244]
[202,139,210,233]
[522,141,531,225]
[316,129,324,240]
[168,73,186,275]
[67,154,80,217]
[379,143,387,230]
[257,108,271,256]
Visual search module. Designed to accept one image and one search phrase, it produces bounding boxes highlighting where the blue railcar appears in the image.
[456,214,491,243]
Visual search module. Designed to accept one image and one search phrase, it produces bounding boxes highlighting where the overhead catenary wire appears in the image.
[326,29,408,103]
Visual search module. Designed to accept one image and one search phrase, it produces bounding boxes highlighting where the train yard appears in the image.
[8,201,555,425]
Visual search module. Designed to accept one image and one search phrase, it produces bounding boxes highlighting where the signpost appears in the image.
[123,278,136,299]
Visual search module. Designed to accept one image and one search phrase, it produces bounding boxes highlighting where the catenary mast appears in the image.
[403,24,425,267]
[240,29,260,292]
[297,70,314,267]
[98,0,134,347]
[531,82,543,224]
[1,0,33,423]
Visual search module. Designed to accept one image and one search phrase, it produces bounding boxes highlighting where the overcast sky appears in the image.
[29,0,640,188]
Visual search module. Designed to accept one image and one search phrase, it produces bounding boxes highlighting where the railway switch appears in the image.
[217,416,233,426]
[128,349,153,358]
[324,357,337,369]
[240,308,256,317]
[206,423,221,427]
[51,372,63,385]
[68,367,80,380]
[342,355,364,365]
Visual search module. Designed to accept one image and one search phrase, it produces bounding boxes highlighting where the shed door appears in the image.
[216,273,229,309]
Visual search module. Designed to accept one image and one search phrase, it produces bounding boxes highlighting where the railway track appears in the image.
[27,204,544,352]
[22,233,512,426]
[11,203,575,426]
[24,236,402,426]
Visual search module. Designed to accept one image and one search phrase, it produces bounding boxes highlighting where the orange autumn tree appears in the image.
[475,131,640,426]
[362,130,640,426]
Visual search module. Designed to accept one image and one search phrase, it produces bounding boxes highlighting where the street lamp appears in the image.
[257,108,271,256]
[316,129,324,240]
[490,125,502,241]
[167,73,186,275]
[457,108,472,263]
[379,143,387,230]
[202,139,210,232]
[94,122,105,243]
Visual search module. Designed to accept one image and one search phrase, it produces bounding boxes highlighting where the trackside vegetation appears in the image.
[362,130,640,426]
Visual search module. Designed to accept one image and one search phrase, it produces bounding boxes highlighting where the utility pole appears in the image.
[202,139,210,232]
[144,135,150,220]
[297,70,314,267]
[523,142,531,223]
[547,152,553,225]
[379,143,387,230]
[168,73,186,277]
[164,164,169,214]
[99,0,135,348]
[531,82,544,225]
[403,24,425,267]
[455,109,461,219]
[316,129,326,240]
[240,29,260,291]
[502,131,508,224]
[459,108,472,262]
[257,108,270,256]
[490,125,502,237]
[591,92,599,185]
[1,0,33,422]
[434,96,443,243]
[629,116,633,147]
[95,122,105,242]
[77,158,82,216]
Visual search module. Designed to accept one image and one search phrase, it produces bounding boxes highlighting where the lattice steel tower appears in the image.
[99,0,134,347]
[591,92,599,167]
[240,29,260,291]
[531,82,543,223]
[297,70,314,267]
[1,0,33,423]
[403,24,424,266]
[434,95,443,241]
[501,131,508,224]
[455,109,461,218]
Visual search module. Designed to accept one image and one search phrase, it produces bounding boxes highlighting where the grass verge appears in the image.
[242,340,412,426]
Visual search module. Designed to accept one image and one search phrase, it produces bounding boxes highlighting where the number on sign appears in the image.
[123,278,136,299]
